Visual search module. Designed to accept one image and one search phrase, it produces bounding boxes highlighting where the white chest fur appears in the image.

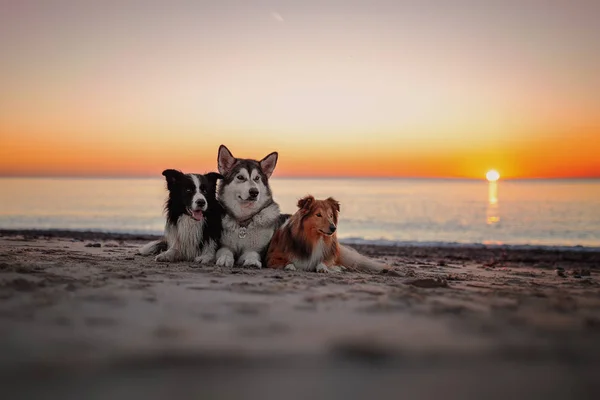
[165,215,205,260]
[220,203,280,254]
[292,239,326,271]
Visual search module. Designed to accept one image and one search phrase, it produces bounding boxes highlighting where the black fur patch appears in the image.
[288,229,313,259]
[162,170,224,246]
[218,159,273,198]
[217,159,276,227]
[278,213,291,227]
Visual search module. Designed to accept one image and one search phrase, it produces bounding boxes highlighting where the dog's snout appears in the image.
[248,188,259,198]
[329,224,337,233]
[196,198,206,207]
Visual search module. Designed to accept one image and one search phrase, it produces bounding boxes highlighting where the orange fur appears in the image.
[267,195,343,271]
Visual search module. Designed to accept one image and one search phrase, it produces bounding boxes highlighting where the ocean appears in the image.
[0,177,599,249]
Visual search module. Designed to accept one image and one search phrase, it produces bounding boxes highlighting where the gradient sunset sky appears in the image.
[1,0,599,179]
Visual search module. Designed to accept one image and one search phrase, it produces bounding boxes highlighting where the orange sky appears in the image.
[1,1,599,179]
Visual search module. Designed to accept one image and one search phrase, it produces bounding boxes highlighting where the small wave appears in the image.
[74,227,164,236]
[339,236,600,252]
[4,227,165,237]
[2,226,599,252]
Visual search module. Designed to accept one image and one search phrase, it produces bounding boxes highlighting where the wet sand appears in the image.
[0,230,599,399]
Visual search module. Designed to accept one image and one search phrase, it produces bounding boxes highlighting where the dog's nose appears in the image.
[196,199,206,207]
[248,188,259,198]
[329,224,337,233]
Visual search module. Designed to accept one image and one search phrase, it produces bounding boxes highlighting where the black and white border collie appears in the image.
[138,169,223,263]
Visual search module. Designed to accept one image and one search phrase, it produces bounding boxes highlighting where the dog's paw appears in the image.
[238,252,262,269]
[155,252,171,263]
[216,253,234,268]
[316,263,331,273]
[242,259,262,269]
[194,255,214,265]
[284,264,297,271]
[329,265,344,273]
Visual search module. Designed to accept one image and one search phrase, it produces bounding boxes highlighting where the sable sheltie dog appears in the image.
[138,169,223,263]
[266,195,391,273]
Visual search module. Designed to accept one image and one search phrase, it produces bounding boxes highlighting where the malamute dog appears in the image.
[266,195,391,273]
[138,169,223,263]
[215,145,288,268]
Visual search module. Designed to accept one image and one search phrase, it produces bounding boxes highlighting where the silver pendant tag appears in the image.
[238,227,247,239]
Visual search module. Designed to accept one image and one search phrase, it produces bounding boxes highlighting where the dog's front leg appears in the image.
[316,263,332,274]
[238,251,262,269]
[195,240,217,265]
[155,247,180,262]
[138,239,166,256]
[323,259,344,273]
[215,247,235,267]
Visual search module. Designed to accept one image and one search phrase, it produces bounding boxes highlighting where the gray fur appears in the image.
[217,201,281,268]
[215,145,282,268]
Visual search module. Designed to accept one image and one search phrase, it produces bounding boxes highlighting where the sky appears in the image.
[1,0,599,179]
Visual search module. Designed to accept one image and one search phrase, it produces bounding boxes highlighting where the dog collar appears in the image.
[237,217,253,228]
[224,199,275,238]
[236,217,253,239]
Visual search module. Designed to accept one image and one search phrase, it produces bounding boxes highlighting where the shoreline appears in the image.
[2,228,599,254]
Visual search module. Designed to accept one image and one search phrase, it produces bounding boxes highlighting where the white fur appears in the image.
[316,263,330,273]
[156,215,205,262]
[190,174,207,211]
[216,202,281,268]
[195,239,217,264]
[238,251,262,268]
[138,240,164,256]
[291,239,326,272]
[338,244,388,273]
[215,247,235,267]
[218,168,270,221]
[317,264,343,273]
[284,239,343,273]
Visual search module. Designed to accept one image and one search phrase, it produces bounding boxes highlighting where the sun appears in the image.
[486,169,500,182]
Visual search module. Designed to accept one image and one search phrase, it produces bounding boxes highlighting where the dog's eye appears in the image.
[236,175,245,181]
[185,188,193,193]
[316,213,322,217]
[253,176,260,182]
[200,185,206,193]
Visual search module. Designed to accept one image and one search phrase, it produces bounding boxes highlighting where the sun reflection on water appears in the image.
[486,181,499,225]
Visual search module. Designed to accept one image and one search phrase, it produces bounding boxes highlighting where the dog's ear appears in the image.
[205,172,223,186]
[326,197,340,223]
[218,145,237,176]
[297,195,315,213]
[162,169,184,189]
[259,151,278,179]
[325,197,340,225]
[326,197,340,213]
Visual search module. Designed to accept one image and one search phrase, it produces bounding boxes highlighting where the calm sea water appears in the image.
[0,177,599,249]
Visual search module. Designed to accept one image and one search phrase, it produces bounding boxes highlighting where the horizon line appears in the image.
[1,174,599,181]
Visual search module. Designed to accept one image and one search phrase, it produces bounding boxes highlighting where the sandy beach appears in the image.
[1,229,599,399]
